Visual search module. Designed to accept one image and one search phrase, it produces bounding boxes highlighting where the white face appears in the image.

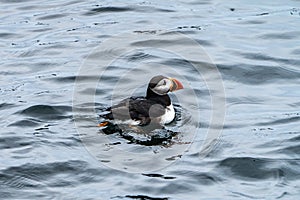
[150,78,172,95]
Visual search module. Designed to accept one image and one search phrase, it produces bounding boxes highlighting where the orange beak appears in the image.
[169,78,184,92]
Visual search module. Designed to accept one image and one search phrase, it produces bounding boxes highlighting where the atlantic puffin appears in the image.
[99,75,183,130]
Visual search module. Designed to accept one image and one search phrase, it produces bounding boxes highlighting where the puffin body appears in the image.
[99,75,183,128]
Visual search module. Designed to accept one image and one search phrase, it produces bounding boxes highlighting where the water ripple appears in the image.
[239,53,300,67]
[84,5,175,16]
[259,31,300,40]
[218,157,280,180]
[218,63,300,84]
[256,115,300,126]
[19,105,72,120]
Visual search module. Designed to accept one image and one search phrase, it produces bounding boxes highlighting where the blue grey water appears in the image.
[1,0,300,199]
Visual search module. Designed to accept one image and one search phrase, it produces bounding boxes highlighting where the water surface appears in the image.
[1,0,300,199]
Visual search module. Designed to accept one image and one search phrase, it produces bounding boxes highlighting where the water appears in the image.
[1,0,300,199]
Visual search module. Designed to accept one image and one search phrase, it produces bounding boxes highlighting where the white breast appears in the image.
[160,104,175,124]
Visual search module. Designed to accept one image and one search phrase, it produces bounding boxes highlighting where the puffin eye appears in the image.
[163,80,167,85]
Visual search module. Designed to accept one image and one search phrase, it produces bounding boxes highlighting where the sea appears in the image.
[0,0,300,199]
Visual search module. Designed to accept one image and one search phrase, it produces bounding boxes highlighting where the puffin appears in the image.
[98,75,183,131]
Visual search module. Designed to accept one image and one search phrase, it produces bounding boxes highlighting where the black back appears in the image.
[101,76,172,126]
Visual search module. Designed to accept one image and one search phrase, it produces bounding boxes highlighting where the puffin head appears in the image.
[148,75,184,95]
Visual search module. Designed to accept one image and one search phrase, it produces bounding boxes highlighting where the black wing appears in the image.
[100,96,166,126]
[128,97,166,125]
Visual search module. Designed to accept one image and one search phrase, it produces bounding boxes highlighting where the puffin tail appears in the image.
[98,121,122,134]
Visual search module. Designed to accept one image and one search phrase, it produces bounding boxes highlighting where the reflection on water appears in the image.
[1,0,300,199]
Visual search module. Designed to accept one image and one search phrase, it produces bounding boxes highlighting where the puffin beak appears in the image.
[169,78,184,92]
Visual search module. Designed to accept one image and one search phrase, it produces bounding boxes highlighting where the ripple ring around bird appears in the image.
[73,31,226,173]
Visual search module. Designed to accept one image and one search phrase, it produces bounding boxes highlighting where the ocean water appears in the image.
[1,0,300,199]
